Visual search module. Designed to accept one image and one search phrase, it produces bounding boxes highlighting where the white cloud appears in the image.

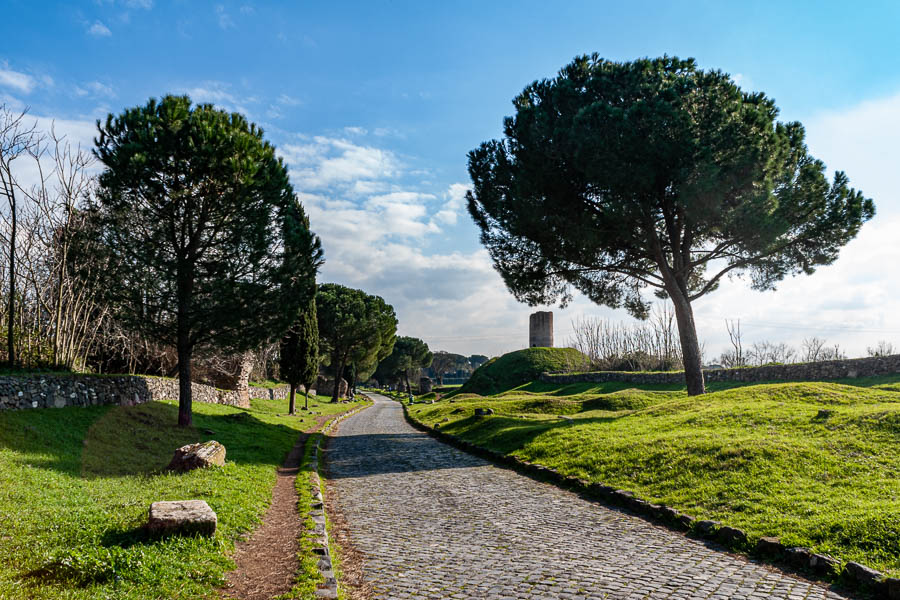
[75,81,116,98]
[282,136,399,190]
[276,94,300,106]
[88,21,112,37]
[179,81,257,116]
[804,90,900,218]
[239,4,255,15]
[215,5,235,30]
[433,183,468,225]
[0,67,35,94]
[343,126,366,136]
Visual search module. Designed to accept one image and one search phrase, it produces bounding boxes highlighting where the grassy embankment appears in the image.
[407,351,900,577]
[0,393,364,600]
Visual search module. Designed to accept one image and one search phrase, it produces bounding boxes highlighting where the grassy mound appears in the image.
[409,377,900,576]
[0,396,364,599]
[457,347,589,396]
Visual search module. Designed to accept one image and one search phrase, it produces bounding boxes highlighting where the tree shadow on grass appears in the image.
[0,400,308,479]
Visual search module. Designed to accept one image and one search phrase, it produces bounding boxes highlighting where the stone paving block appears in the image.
[326,394,857,600]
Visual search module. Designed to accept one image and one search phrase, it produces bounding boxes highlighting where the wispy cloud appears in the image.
[74,80,116,98]
[0,66,35,94]
[215,5,235,30]
[88,21,112,36]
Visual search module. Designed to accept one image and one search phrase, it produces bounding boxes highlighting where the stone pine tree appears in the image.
[91,95,321,426]
[280,296,320,414]
[316,283,397,402]
[467,55,875,396]
[376,336,433,394]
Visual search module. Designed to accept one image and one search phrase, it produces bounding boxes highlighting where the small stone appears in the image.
[678,514,696,529]
[756,536,784,555]
[786,547,813,569]
[147,500,217,537]
[718,526,748,546]
[844,561,883,586]
[885,577,900,600]
[695,520,720,537]
[167,440,226,472]
[660,506,680,520]
[810,553,839,575]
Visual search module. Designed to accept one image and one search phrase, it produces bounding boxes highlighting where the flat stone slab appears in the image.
[167,440,226,472]
[147,500,217,537]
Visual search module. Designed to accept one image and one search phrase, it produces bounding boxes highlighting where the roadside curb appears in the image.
[306,400,371,599]
[400,400,897,600]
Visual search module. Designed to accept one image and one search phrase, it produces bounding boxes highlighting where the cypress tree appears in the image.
[281,297,319,414]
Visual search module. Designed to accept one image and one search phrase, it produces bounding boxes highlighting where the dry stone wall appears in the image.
[0,374,250,411]
[541,354,900,386]
[249,384,312,401]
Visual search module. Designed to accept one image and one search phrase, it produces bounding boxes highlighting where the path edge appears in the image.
[399,398,897,600]
[306,399,372,599]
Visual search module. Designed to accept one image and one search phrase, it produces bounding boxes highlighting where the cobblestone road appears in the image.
[325,394,854,600]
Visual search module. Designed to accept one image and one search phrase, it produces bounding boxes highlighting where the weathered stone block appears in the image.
[810,553,838,575]
[885,577,900,600]
[718,526,747,546]
[167,441,226,472]
[844,561,883,586]
[755,536,784,555]
[785,547,813,569]
[695,520,720,537]
[147,500,217,536]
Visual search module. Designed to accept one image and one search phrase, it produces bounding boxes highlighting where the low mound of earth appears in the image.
[410,376,900,577]
[456,347,589,396]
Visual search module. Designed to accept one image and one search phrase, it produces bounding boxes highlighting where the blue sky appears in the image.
[3,1,900,358]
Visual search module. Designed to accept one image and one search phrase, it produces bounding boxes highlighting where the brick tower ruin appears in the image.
[529,311,554,348]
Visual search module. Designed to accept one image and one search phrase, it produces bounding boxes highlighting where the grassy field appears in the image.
[0,395,363,599]
[456,347,589,395]
[408,376,900,577]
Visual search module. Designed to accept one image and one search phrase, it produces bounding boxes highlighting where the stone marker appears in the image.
[147,500,217,536]
[167,440,226,472]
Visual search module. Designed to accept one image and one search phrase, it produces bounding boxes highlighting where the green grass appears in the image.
[249,379,288,389]
[456,347,589,396]
[408,377,900,577]
[0,396,363,599]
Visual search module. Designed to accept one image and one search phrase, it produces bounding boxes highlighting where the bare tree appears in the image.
[568,303,684,371]
[747,341,796,366]
[0,105,40,366]
[867,340,894,357]
[719,320,746,368]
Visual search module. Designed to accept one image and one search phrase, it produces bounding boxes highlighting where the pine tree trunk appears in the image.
[176,265,194,427]
[304,388,309,411]
[669,289,705,396]
[332,357,345,403]
[176,341,193,427]
[289,383,296,415]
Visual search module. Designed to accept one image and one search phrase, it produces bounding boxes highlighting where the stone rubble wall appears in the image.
[540,354,900,386]
[0,374,250,411]
[249,384,312,401]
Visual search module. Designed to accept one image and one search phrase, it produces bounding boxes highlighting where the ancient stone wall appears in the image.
[249,383,312,401]
[540,354,900,386]
[0,374,251,411]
